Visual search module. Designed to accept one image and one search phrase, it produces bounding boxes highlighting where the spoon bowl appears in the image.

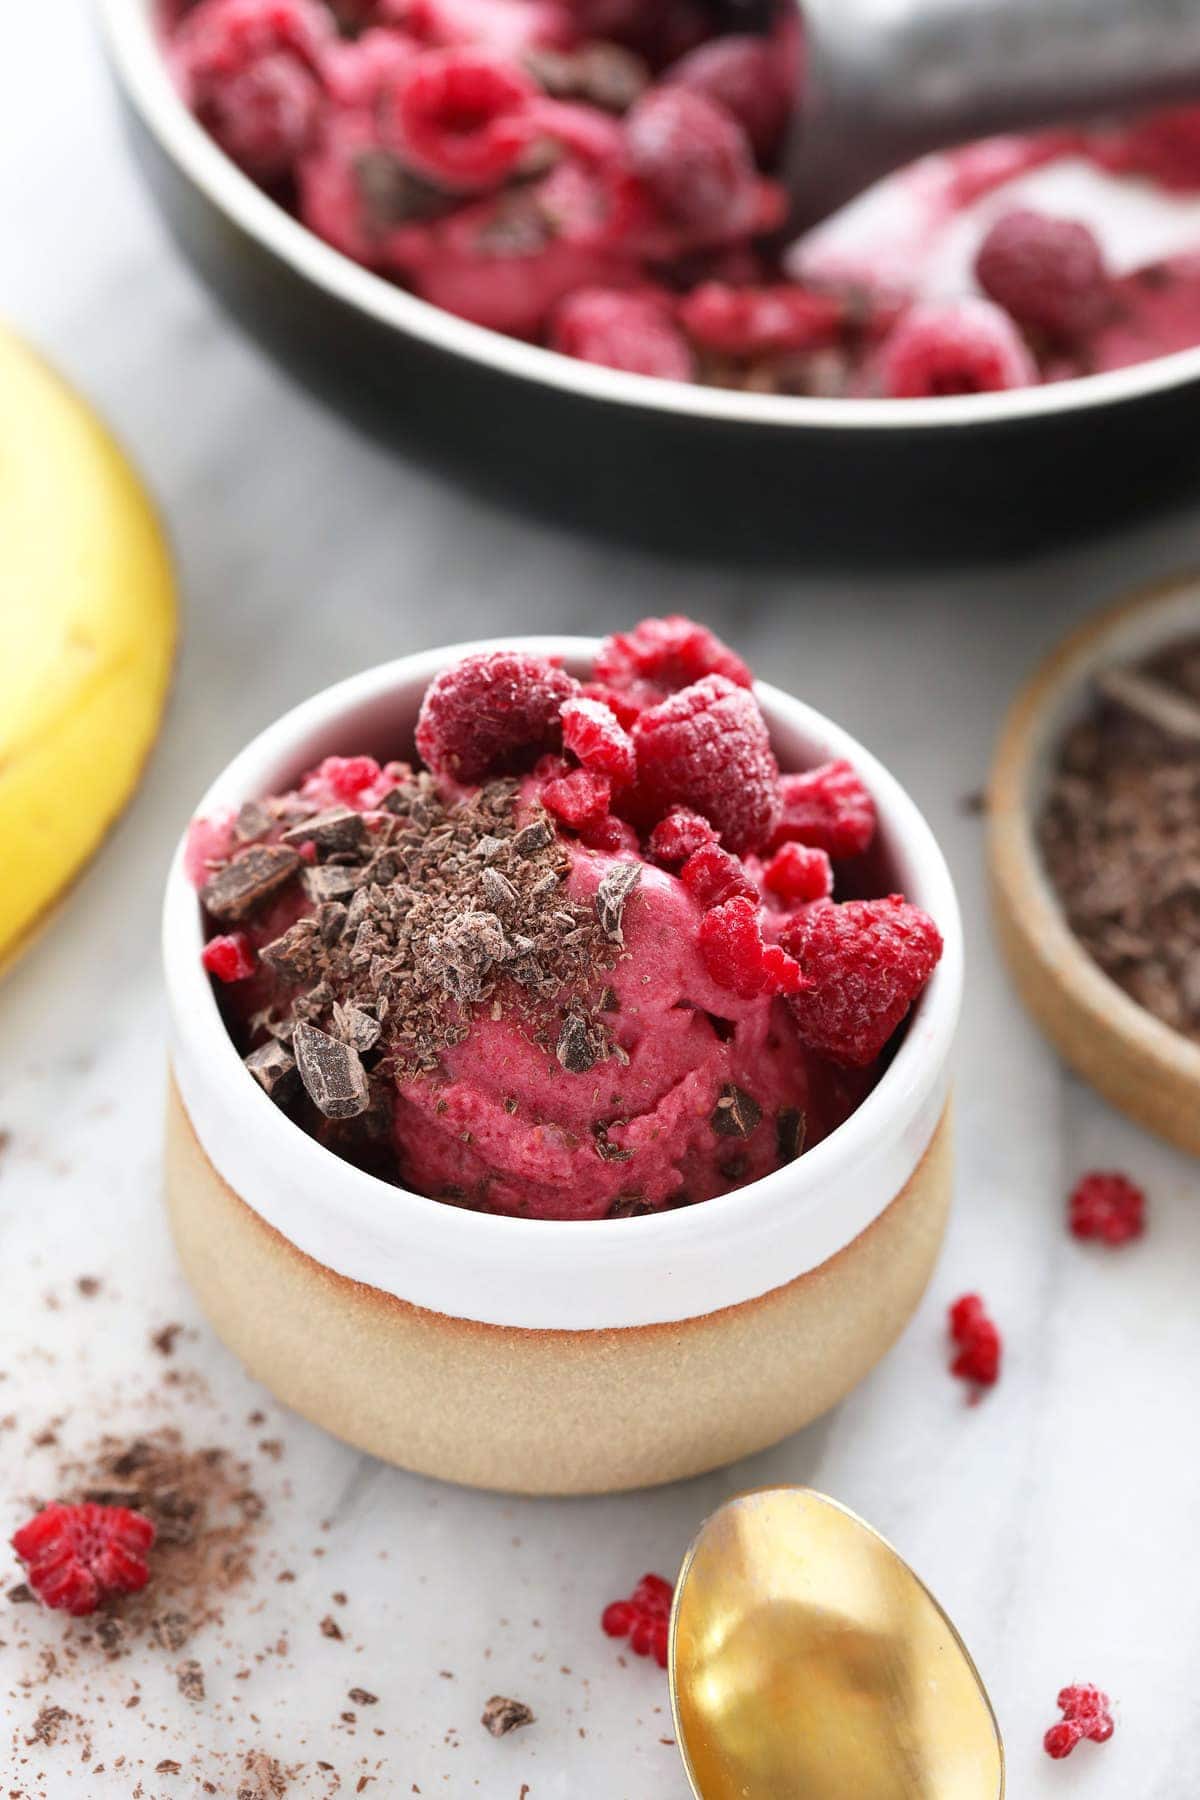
[669,1488,1004,1799]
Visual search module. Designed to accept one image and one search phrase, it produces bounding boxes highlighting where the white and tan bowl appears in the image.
[989,574,1200,1155]
[162,639,963,1495]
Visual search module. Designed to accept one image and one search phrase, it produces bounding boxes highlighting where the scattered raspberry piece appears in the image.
[1044,1685,1114,1758]
[947,1293,1001,1389]
[632,675,779,855]
[1068,1172,1146,1247]
[879,299,1037,398]
[416,650,578,780]
[578,812,639,854]
[560,695,637,785]
[12,1503,156,1617]
[625,86,757,234]
[678,282,846,357]
[780,896,943,1066]
[390,48,537,187]
[648,807,718,866]
[302,754,384,805]
[601,1572,673,1668]
[680,842,755,909]
[762,842,833,905]
[770,761,876,859]
[549,288,695,381]
[595,615,752,698]
[170,0,331,180]
[699,895,807,1000]
[202,932,258,983]
[543,766,613,829]
[976,209,1111,344]
[663,34,792,161]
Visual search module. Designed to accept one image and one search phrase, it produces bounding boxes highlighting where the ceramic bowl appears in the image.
[162,638,963,1493]
[989,573,1200,1155]
[100,0,1200,558]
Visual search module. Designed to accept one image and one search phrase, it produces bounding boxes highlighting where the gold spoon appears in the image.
[669,1488,1005,1800]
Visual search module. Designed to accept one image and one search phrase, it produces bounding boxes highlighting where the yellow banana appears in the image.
[0,326,177,975]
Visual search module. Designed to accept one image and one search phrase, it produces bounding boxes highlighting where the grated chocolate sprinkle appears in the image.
[711,1084,762,1140]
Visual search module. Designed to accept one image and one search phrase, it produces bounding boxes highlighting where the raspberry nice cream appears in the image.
[163,622,961,1491]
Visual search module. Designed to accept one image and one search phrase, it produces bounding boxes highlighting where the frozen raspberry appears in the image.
[1068,1172,1146,1247]
[947,1293,1001,1388]
[326,28,421,112]
[579,681,645,731]
[1044,1685,1114,1758]
[542,766,613,829]
[625,86,757,234]
[780,896,943,1066]
[302,754,384,804]
[387,0,571,57]
[699,895,807,1000]
[202,932,258,983]
[416,651,578,779]
[390,48,537,187]
[595,615,752,700]
[664,36,792,162]
[12,1503,156,1617]
[762,842,833,906]
[647,807,717,866]
[171,0,331,180]
[1086,105,1200,191]
[601,1572,673,1668]
[680,842,755,908]
[879,299,1037,398]
[770,760,876,859]
[678,282,846,357]
[632,676,779,855]
[975,209,1110,345]
[560,695,637,785]
[578,812,639,854]
[549,288,694,381]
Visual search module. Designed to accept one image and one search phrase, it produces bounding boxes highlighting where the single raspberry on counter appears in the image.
[624,86,757,234]
[947,1293,1001,1388]
[601,1572,673,1668]
[879,299,1037,398]
[12,1503,156,1617]
[770,760,876,858]
[1044,1685,1114,1759]
[416,650,578,779]
[681,842,756,908]
[663,35,792,161]
[780,896,943,1066]
[560,695,638,785]
[543,766,613,829]
[170,0,332,180]
[648,806,718,866]
[1068,1172,1146,1247]
[975,208,1111,345]
[202,931,258,983]
[595,615,753,699]
[549,288,695,381]
[632,675,780,855]
[389,47,537,187]
[699,895,807,999]
[678,282,846,358]
[762,841,833,905]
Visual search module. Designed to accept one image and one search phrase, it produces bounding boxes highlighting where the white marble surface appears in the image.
[5,5,1200,1796]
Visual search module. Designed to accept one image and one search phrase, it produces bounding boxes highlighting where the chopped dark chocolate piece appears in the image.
[776,1108,806,1165]
[244,1040,300,1106]
[474,833,506,863]
[282,806,369,856]
[318,901,349,946]
[379,782,419,815]
[556,1013,599,1074]
[711,1084,762,1139]
[512,817,554,857]
[608,1192,654,1218]
[481,867,519,917]
[598,986,620,1013]
[201,844,301,922]
[595,862,642,944]
[177,1659,206,1701]
[481,1695,535,1737]
[348,1687,378,1706]
[331,1002,382,1055]
[432,911,508,1002]
[260,919,321,982]
[302,864,361,905]
[292,1022,370,1119]
[234,800,273,843]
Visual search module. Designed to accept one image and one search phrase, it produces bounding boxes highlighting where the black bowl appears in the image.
[101,0,1200,564]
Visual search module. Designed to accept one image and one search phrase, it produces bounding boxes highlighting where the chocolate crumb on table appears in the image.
[1039,634,1200,1039]
[481,1694,535,1737]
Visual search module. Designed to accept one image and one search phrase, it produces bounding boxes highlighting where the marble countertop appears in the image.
[5,5,1200,1796]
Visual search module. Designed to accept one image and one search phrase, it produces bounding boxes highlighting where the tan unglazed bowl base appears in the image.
[165,1075,953,1495]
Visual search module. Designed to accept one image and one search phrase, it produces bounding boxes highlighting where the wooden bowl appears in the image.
[988,573,1200,1154]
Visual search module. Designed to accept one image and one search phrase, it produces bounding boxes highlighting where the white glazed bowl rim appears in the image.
[162,637,963,1330]
[102,0,1200,436]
